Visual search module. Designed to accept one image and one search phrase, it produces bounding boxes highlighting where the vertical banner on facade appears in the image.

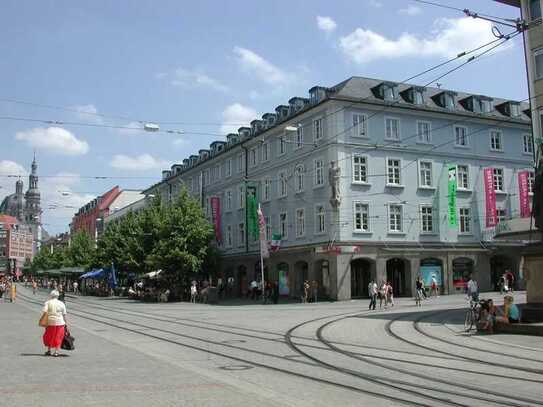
[210,197,221,243]
[448,165,457,228]
[246,186,259,240]
[257,204,269,259]
[484,168,497,227]
[518,171,531,218]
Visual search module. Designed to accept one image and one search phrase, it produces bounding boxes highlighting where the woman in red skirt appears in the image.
[41,290,67,356]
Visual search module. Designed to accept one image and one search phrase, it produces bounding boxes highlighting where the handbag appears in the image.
[61,327,75,351]
[38,312,48,327]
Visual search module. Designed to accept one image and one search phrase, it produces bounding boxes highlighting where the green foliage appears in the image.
[96,188,217,285]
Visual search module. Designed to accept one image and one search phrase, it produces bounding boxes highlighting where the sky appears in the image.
[0,0,526,234]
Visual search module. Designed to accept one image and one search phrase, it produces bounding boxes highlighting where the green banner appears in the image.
[246,186,259,239]
[448,165,457,228]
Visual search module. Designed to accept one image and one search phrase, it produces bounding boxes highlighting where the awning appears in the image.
[143,270,162,279]
[80,269,106,279]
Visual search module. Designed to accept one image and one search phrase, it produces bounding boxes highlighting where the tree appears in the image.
[65,231,95,270]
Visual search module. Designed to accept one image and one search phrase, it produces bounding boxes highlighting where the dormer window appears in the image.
[510,103,520,117]
[480,99,492,113]
[383,84,397,101]
[444,93,455,109]
[414,89,424,104]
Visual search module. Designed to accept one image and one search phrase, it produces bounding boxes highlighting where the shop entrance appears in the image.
[350,258,373,298]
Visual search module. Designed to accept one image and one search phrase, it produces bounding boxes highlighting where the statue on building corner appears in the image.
[329,160,341,208]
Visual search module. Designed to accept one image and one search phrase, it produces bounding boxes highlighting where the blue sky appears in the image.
[0,0,525,234]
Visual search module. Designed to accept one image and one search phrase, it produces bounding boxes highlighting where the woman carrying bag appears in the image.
[39,290,67,357]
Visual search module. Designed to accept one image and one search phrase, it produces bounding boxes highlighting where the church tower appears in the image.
[15,178,24,221]
[24,155,41,225]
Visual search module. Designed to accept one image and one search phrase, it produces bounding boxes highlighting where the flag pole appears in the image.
[260,239,265,303]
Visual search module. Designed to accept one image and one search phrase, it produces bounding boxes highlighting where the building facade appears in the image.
[71,187,143,240]
[144,76,533,300]
[0,215,34,276]
[0,157,42,254]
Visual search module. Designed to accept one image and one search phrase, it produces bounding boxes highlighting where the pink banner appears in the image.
[210,197,221,243]
[518,171,531,218]
[484,168,497,227]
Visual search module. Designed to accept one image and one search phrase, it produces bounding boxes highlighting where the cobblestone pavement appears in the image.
[2,286,542,407]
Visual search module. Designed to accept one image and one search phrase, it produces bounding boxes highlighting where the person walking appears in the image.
[72,281,79,295]
[379,281,387,309]
[190,282,198,303]
[41,290,67,357]
[467,275,479,304]
[10,281,16,303]
[430,275,439,298]
[368,280,377,310]
[415,277,423,307]
[302,280,310,303]
[32,280,38,295]
[311,280,318,303]
[386,282,394,307]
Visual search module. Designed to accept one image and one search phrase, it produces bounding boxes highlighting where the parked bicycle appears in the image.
[464,299,485,332]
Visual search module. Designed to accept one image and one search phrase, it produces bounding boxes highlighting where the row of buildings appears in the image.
[140,75,534,300]
[0,157,42,275]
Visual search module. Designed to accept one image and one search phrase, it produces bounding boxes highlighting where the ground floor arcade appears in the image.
[219,244,525,301]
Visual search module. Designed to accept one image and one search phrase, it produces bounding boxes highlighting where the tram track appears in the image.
[315,316,543,407]
[18,293,435,407]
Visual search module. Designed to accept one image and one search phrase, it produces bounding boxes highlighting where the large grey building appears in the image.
[144,76,533,300]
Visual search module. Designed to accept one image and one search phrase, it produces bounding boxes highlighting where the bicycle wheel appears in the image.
[464,310,473,331]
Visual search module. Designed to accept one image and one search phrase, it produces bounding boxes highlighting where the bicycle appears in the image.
[464,299,484,332]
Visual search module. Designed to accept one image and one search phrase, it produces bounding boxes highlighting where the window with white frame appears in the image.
[296,126,303,149]
[490,130,503,151]
[523,134,534,154]
[314,118,323,140]
[226,190,232,211]
[279,212,288,239]
[238,184,245,209]
[385,117,400,140]
[417,121,431,143]
[226,159,232,177]
[530,0,542,20]
[295,208,305,237]
[353,202,369,232]
[386,158,401,185]
[238,223,245,246]
[420,205,434,233]
[278,136,286,155]
[188,177,193,193]
[528,171,535,193]
[459,208,471,234]
[314,159,324,186]
[352,155,368,183]
[295,165,304,192]
[419,161,433,188]
[204,169,210,186]
[493,168,505,192]
[225,225,233,248]
[388,204,403,233]
[353,114,368,137]
[535,48,543,80]
[237,152,245,173]
[455,126,469,147]
[279,172,288,197]
[205,197,210,217]
[265,216,272,241]
[315,205,326,234]
[496,208,507,224]
[262,142,270,162]
[457,165,470,189]
[215,165,221,182]
[249,148,258,167]
[263,178,272,201]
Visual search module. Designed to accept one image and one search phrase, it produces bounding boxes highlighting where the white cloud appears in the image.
[0,160,27,202]
[399,5,422,16]
[172,138,189,148]
[15,127,89,155]
[110,154,169,171]
[171,68,229,92]
[220,103,257,134]
[339,17,499,64]
[317,16,337,33]
[118,121,145,136]
[233,46,289,85]
[71,104,103,124]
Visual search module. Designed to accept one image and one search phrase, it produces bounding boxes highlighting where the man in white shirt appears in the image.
[368,280,378,310]
[467,276,479,303]
[250,280,258,300]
